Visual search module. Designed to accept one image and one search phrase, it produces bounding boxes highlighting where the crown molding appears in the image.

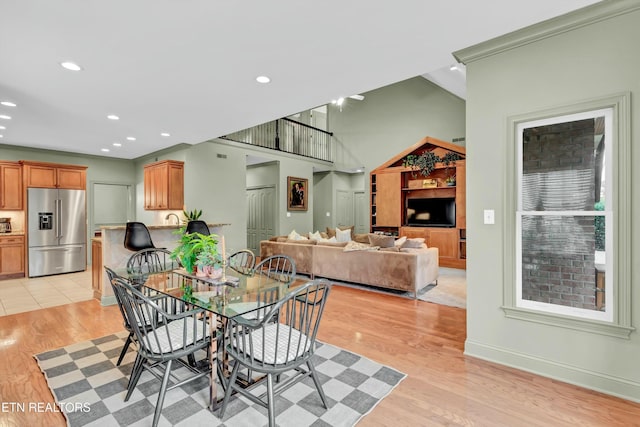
[453,0,640,64]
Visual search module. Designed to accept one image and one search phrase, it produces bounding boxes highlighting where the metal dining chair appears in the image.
[227,249,256,275]
[104,266,137,366]
[112,276,211,427]
[219,280,332,427]
[252,254,296,285]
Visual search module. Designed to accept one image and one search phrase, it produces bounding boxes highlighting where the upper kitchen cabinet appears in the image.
[144,160,184,210]
[0,161,23,210]
[21,161,87,190]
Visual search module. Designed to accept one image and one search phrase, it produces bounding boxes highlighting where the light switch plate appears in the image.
[286,212,291,217]
[483,209,495,225]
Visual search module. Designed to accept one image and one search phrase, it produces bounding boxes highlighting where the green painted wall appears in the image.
[328,76,466,173]
[462,5,640,401]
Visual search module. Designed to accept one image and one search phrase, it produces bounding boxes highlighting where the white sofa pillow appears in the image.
[287,230,307,241]
[336,227,352,242]
[308,230,323,241]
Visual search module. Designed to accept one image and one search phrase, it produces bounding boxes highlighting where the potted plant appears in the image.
[403,151,461,184]
[403,151,439,178]
[183,208,203,223]
[170,227,221,276]
[440,152,460,185]
[194,235,223,278]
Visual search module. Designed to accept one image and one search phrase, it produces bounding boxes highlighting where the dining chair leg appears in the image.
[116,333,134,366]
[307,360,328,408]
[219,361,241,418]
[151,359,173,427]
[267,373,276,427]
[125,353,145,401]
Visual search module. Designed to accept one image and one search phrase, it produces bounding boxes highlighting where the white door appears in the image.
[336,190,354,228]
[246,186,276,255]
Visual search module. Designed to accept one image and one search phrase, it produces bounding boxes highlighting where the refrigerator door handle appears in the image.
[56,198,62,239]
[54,199,59,239]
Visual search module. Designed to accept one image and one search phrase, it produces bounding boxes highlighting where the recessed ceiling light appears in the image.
[61,61,82,71]
[1,101,16,107]
[0,135,3,138]
[113,142,122,147]
[107,114,119,120]
[126,136,136,141]
[256,75,271,84]
[101,148,110,152]
[0,115,11,120]
[160,132,170,137]
[0,125,5,130]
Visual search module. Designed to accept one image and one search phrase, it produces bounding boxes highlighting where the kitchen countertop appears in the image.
[0,231,25,236]
[100,223,229,230]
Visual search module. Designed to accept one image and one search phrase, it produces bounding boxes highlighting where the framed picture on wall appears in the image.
[287,176,308,211]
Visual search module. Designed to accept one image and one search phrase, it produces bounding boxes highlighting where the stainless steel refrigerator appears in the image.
[28,188,86,277]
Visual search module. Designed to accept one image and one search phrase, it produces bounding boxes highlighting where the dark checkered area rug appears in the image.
[34,331,406,427]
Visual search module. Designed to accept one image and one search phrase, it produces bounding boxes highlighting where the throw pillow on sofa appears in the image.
[394,236,407,247]
[336,227,352,243]
[353,233,370,244]
[326,225,354,240]
[368,233,395,248]
[287,230,308,241]
[402,237,425,248]
[308,230,323,241]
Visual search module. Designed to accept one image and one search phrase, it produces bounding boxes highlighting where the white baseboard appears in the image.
[464,339,640,403]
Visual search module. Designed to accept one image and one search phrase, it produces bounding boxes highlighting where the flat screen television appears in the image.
[405,197,455,227]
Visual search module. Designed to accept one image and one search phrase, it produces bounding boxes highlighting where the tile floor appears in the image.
[0,269,94,316]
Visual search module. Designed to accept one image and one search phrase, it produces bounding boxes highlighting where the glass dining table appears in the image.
[113,263,289,411]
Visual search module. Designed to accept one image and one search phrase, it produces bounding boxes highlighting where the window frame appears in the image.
[502,93,633,339]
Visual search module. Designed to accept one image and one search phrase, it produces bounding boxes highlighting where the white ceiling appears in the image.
[0,1,600,160]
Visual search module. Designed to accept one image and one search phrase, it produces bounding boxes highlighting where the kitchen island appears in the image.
[93,223,228,305]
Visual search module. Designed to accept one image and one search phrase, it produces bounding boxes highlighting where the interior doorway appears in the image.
[246,185,276,255]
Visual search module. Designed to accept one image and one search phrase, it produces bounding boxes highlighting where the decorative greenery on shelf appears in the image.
[403,151,461,178]
[170,227,220,274]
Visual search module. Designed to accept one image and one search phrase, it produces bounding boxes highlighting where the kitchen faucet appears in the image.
[165,213,180,225]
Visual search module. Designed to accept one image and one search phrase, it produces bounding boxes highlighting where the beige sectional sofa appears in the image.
[260,238,439,298]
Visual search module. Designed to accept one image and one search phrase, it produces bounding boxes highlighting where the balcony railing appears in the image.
[220,118,333,163]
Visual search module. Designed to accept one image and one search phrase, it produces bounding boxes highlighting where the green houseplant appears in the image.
[403,151,461,182]
[170,227,221,275]
[183,208,203,222]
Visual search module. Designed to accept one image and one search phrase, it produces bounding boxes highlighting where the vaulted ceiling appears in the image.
[0,1,600,159]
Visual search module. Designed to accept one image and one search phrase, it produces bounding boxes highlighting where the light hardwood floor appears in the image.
[1,283,639,426]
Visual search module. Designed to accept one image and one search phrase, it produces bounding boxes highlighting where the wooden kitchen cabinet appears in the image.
[144,160,184,210]
[91,238,102,299]
[0,235,25,279]
[21,161,87,189]
[0,161,23,210]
